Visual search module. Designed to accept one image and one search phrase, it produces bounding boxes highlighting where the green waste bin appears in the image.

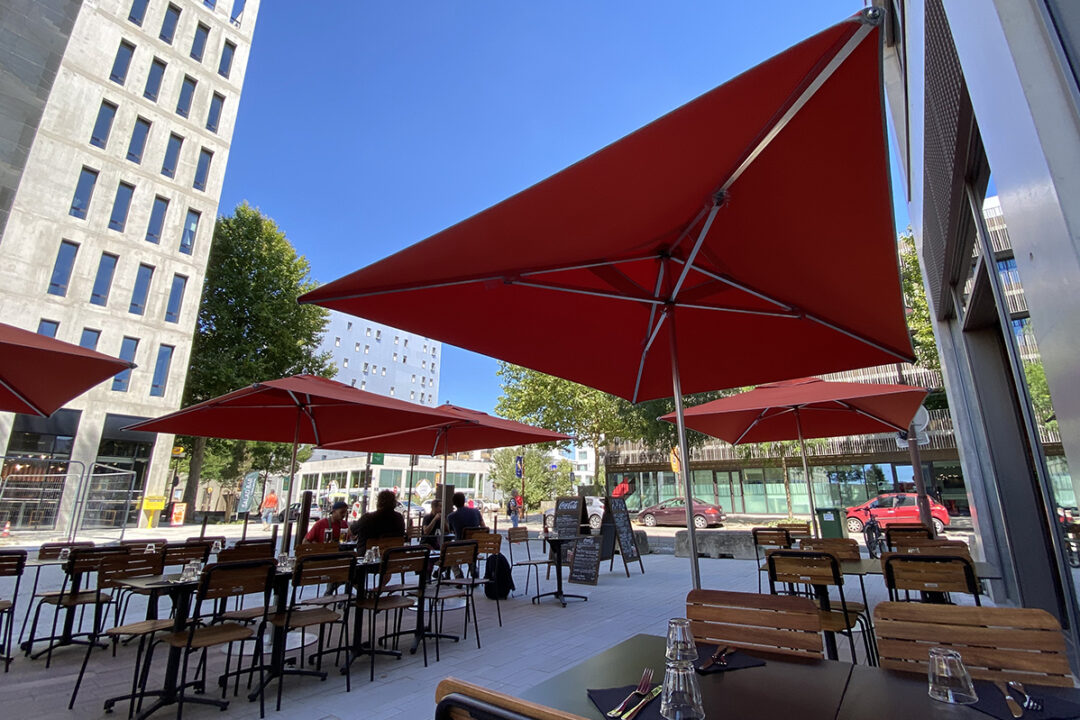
[816,508,844,538]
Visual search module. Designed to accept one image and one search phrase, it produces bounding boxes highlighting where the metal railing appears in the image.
[0,457,85,532]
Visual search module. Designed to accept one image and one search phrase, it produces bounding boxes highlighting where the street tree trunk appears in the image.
[181,436,207,514]
[780,449,794,519]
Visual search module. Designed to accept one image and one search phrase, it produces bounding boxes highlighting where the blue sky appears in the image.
[219,1,910,414]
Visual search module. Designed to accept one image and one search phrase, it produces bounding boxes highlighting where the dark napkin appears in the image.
[587,684,662,720]
[970,680,1080,720]
[694,643,766,674]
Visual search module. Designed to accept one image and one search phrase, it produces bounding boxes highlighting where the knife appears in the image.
[621,685,662,720]
[995,681,1024,718]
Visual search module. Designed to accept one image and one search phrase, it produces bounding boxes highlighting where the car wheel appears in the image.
[932,518,945,535]
[589,514,602,530]
[846,517,864,533]
[544,514,553,530]
[693,515,708,529]
[641,514,657,527]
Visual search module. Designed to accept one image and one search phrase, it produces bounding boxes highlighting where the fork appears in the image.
[606,668,654,717]
[1008,681,1044,712]
[702,645,731,670]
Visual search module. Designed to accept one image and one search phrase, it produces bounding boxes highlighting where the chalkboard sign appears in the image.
[568,535,601,585]
[607,496,644,576]
[553,496,583,538]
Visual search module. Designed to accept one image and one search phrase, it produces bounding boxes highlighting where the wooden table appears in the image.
[532,536,587,607]
[840,558,1002,580]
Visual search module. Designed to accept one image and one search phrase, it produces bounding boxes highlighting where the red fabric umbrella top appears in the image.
[302,9,912,403]
[0,322,134,417]
[661,377,928,444]
[320,403,570,454]
[123,374,463,444]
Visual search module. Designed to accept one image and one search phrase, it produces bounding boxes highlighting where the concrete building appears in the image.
[0,0,259,532]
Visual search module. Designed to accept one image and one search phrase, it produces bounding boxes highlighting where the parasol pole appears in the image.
[280,407,301,552]
[667,309,701,590]
[907,421,936,535]
[793,407,821,538]
[406,453,416,530]
[440,428,450,539]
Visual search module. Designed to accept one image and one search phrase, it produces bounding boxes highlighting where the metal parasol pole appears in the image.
[667,309,701,590]
[280,407,301,552]
[907,421,936,534]
[406,453,416,530]
[793,408,821,538]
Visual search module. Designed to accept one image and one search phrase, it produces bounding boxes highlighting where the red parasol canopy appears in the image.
[0,322,134,417]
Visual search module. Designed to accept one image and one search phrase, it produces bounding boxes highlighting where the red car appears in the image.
[636,498,726,528]
[844,493,949,535]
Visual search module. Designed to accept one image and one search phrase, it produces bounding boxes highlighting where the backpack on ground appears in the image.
[483,552,515,599]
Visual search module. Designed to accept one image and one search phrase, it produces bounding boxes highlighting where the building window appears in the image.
[431,362,436,371]
[206,92,224,133]
[230,0,246,24]
[422,360,427,369]
[164,274,187,322]
[364,345,369,354]
[421,377,426,387]
[145,195,168,243]
[218,40,236,78]
[334,337,340,347]
[129,263,154,315]
[89,101,117,148]
[411,374,416,383]
[191,23,210,61]
[112,337,139,391]
[79,328,100,350]
[108,181,135,232]
[343,358,349,368]
[402,355,407,364]
[370,365,376,374]
[350,379,356,387]
[393,353,398,362]
[128,0,149,25]
[366,327,371,336]
[150,345,174,396]
[395,336,399,345]
[363,363,369,372]
[354,342,360,351]
[176,75,196,118]
[204,0,216,8]
[193,148,212,190]
[410,391,415,400]
[375,330,382,340]
[90,253,118,306]
[389,387,395,396]
[69,167,98,218]
[403,338,409,348]
[110,41,135,84]
[420,392,425,402]
[160,4,181,43]
[144,58,166,101]
[48,240,79,297]
[126,117,151,163]
[37,319,59,338]
[381,367,386,376]
[180,209,200,254]
[360,380,366,390]
[162,133,183,178]
[346,321,352,330]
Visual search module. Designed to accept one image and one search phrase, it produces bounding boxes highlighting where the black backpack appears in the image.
[483,552,515,599]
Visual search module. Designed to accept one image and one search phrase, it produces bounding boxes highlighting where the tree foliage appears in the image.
[898,232,940,370]
[489,446,572,510]
[1024,360,1058,431]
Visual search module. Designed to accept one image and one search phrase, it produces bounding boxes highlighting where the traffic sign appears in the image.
[172,446,185,457]
[371,453,385,465]
[415,479,433,499]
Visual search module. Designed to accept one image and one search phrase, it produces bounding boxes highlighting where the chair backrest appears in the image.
[686,589,823,659]
[439,540,479,576]
[776,521,812,540]
[472,532,502,557]
[885,524,933,548]
[292,552,355,593]
[295,541,339,559]
[506,527,529,544]
[67,545,130,574]
[874,601,1073,686]
[163,541,211,567]
[462,526,487,540]
[752,527,791,549]
[364,535,406,552]
[120,538,167,553]
[882,553,979,596]
[97,551,163,589]
[767,549,843,589]
[187,535,226,547]
[892,538,971,559]
[376,545,430,591]
[407,525,423,541]
[0,549,27,578]
[219,544,275,562]
[195,559,276,608]
[799,538,860,561]
[38,541,93,560]
[435,677,589,720]
[235,538,276,550]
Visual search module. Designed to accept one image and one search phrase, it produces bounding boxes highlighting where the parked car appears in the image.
[275,503,322,523]
[635,498,725,528]
[844,493,950,535]
[396,501,425,519]
[543,496,606,530]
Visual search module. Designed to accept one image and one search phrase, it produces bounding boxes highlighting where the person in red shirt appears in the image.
[304,501,349,543]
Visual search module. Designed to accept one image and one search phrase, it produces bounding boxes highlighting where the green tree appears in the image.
[489,446,572,510]
[178,203,334,512]
[1024,360,1058,431]
[898,231,939,370]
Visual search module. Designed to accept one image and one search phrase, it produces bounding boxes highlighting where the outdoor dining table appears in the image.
[532,535,587,608]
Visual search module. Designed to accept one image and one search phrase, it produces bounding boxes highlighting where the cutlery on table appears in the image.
[995,681,1024,718]
[622,685,663,720]
[1007,681,1044,712]
[701,645,731,670]
[606,668,654,717]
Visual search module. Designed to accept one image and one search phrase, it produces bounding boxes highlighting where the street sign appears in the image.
[515,456,523,478]
[143,495,167,511]
[171,446,185,457]
[669,447,681,473]
[415,479,433,498]
[371,453,385,465]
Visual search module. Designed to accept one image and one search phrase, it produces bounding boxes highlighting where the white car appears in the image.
[543,496,605,530]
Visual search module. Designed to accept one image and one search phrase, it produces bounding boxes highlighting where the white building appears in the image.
[0,0,259,531]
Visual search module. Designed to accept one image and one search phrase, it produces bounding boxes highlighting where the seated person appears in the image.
[447,491,486,540]
[350,489,405,549]
[421,498,443,549]
[304,501,350,543]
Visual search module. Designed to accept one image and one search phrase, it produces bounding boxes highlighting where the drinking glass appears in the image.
[58,547,70,562]
[662,618,705,720]
[324,528,333,543]
[664,618,698,662]
[211,540,223,554]
[928,647,978,704]
[339,527,349,543]
[144,543,156,554]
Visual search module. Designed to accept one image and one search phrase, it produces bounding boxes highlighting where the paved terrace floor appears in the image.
[0,534,986,720]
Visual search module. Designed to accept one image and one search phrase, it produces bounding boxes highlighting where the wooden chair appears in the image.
[462,532,505,626]
[407,525,423,542]
[120,538,168,553]
[219,544,275,562]
[874,602,1074,686]
[295,541,339,559]
[777,521,812,541]
[423,541,480,659]
[435,677,589,720]
[506,527,551,599]
[891,537,971,558]
[462,526,488,540]
[18,541,94,648]
[752,528,791,593]
[162,541,211,569]
[686,589,823,659]
[882,553,981,605]
[355,545,430,681]
[885,524,933,549]
[234,538,276,553]
[0,550,27,672]
[187,534,226,548]
[799,537,873,634]
[361,535,407,552]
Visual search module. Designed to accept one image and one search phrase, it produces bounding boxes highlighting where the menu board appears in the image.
[606,496,644,576]
[554,496,583,538]
[568,535,601,585]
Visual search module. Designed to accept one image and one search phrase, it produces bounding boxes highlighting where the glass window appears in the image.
[193,148,212,190]
[128,0,149,25]
[110,41,135,84]
[90,253,118,306]
[204,0,216,8]
[150,345,174,396]
[108,181,135,232]
[229,0,246,24]
[126,117,151,163]
[742,468,768,514]
[206,92,224,132]
[129,263,153,315]
[145,195,168,243]
[144,58,166,101]
[176,75,196,118]
[180,209,199,254]
[112,337,139,391]
[89,101,117,148]
[69,167,98,218]
[191,23,209,61]
[159,4,181,43]
[164,274,186,322]
[79,328,100,350]
[161,133,183,178]
[37,319,59,338]
[218,40,235,78]
[48,240,79,296]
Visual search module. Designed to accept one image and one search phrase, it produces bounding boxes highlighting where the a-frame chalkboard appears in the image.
[605,496,644,576]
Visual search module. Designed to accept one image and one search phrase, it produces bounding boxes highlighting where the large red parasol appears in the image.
[0,322,134,417]
[301,8,911,586]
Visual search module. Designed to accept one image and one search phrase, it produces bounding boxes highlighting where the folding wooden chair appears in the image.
[355,545,430,680]
[0,550,26,672]
[882,552,981,605]
[435,677,589,720]
[686,588,823,659]
[506,527,551,599]
[752,528,790,593]
[885,524,933,549]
